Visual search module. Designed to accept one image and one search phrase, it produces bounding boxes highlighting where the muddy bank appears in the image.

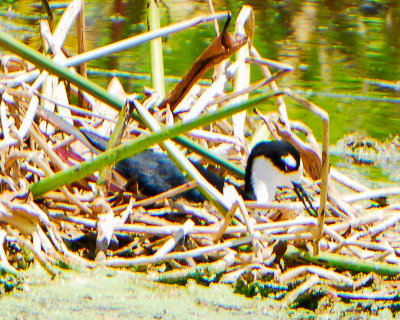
[0,267,395,320]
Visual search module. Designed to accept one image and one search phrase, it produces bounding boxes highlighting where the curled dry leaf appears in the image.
[159,14,247,111]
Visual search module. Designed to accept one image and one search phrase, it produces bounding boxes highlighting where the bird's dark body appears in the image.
[82,129,303,204]
[82,129,224,202]
[116,151,217,202]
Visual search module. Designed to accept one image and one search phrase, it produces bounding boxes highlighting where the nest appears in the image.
[0,1,400,308]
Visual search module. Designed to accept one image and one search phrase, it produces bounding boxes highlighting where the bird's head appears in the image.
[244,140,303,204]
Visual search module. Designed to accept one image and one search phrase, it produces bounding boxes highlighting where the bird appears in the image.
[81,129,304,204]
[244,140,303,204]
[113,149,224,203]
[81,129,224,202]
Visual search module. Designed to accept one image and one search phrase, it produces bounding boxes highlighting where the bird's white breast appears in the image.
[251,157,303,204]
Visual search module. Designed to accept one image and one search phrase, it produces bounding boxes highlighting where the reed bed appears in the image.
[0,0,399,307]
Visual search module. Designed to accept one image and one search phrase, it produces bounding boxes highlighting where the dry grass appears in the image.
[0,0,399,306]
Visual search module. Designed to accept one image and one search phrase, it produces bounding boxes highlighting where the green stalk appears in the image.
[134,100,230,214]
[0,31,125,111]
[29,91,281,198]
[176,136,245,178]
[148,0,165,98]
[0,31,243,178]
[284,245,400,276]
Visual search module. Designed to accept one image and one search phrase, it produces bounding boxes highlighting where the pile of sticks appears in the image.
[0,0,399,305]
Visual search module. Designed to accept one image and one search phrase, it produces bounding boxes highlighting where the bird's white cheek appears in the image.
[291,161,303,184]
[281,154,297,170]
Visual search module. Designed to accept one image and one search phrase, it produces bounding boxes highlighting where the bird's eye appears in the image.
[281,154,297,171]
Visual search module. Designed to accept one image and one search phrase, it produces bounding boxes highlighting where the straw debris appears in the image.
[0,1,399,306]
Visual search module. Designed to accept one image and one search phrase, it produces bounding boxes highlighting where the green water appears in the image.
[0,0,399,183]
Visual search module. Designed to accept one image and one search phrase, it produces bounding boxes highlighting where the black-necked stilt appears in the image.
[82,129,223,202]
[82,129,304,204]
[244,140,303,204]
[114,150,224,203]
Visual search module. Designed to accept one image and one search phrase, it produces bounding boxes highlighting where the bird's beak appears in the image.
[292,181,318,217]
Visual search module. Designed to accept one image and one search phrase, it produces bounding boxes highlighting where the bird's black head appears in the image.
[244,140,302,203]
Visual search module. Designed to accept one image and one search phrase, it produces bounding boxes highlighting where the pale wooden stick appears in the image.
[41,191,94,203]
[0,229,19,276]
[132,180,199,208]
[330,168,369,192]
[367,214,400,237]
[103,235,256,267]
[166,202,219,224]
[36,225,57,255]
[245,200,315,211]
[132,211,178,226]
[343,187,400,204]
[133,98,231,212]
[212,202,238,242]
[207,0,219,35]
[235,191,264,259]
[283,88,329,255]
[28,125,91,214]
[283,274,320,305]
[188,129,242,146]
[250,46,291,129]
[153,219,195,258]
[183,75,226,121]
[247,56,294,71]
[231,6,252,143]
[18,1,83,139]
[49,211,96,228]
[280,265,353,286]
[148,251,237,282]
[6,226,59,277]
[76,0,87,109]
[330,209,395,233]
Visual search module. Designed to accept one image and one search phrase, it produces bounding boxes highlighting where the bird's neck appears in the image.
[249,157,303,204]
[250,157,280,204]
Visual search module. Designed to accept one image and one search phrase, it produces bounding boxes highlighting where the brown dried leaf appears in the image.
[160,15,247,111]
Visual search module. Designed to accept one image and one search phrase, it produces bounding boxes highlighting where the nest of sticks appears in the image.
[0,1,400,306]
